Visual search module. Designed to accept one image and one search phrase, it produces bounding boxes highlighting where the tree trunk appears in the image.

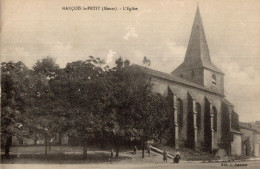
[5,136,12,159]
[142,140,145,158]
[45,135,48,156]
[59,133,62,145]
[115,142,119,158]
[34,138,37,145]
[49,140,51,150]
[113,137,120,158]
[34,131,37,145]
[83,142,87,160]
[99,138,105,149]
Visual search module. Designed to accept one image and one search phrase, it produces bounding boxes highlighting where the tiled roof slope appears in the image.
[132,64,224,96]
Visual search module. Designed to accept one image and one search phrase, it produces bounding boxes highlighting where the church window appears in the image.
[212,74,216,86]
[213,107,217,131]
[177,99,183,127]
[196,103,201,129]
[191,71,195,78]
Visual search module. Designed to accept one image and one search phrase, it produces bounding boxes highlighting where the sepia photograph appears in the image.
[1,0,260,168]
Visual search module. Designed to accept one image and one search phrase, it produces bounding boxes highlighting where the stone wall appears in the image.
[151,76,223,151]
[203,69,224,94]
[240,127,260,157]
[176,68,204,86]
[231,133,242,155]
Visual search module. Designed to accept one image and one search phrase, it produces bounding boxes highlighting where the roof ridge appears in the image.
[132,64,224,96]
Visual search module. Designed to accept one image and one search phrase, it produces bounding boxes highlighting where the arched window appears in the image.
[191,71,195,78]
[195,103,201,129]
[180,74,183,78]
[212,74,216,86]
[177,99,183,127]
[213,107,217,131]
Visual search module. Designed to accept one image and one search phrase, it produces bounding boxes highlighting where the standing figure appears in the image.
[147,145,151,157]
[133,146,137,154]
[163,149,167,163]
[174,151,181,163]
[110,148,114,163]
[110,148,114,158]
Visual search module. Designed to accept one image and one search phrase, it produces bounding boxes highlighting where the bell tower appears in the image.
[171,6,224,94]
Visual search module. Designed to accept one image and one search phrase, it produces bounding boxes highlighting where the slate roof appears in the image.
[172,6,223,75]
[132,64,224,96]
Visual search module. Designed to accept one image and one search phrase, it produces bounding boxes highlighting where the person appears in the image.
[110,148,114,163]
[133,146,137,154]
[147,145,151,157]
[163,149,167,163]
[174,151,181,163]
[110,148,114,158]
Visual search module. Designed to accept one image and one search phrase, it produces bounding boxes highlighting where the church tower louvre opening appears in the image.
[171,6,224,94]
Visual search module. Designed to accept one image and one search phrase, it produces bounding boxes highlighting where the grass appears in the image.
[1,153,132,164]
[2,145,250,164]
[0,145,150,164]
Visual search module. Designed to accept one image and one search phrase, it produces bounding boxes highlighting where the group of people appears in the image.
[133,145,181,163]
[110,146,181,163]
[163,149,181,163]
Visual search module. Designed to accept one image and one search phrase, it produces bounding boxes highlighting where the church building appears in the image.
[134,6,242,155]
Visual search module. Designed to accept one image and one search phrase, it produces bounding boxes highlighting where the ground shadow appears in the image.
[1,153,131,164]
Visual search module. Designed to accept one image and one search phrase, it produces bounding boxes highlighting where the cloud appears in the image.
[165,40,186,58]
[105,49,117,64]
[216,58,260,122]
[123,27,138,40]
[38,39,77,68]
[135,9,152,24]
[49,40,73,56]
[135,9,152,18]
[160,0,185,7]
[1,47,37,67]
[150,40,186,72]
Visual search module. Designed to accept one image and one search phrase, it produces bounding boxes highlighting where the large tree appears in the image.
[103,57,171,158]
[1,56,172,160]
[53,56,108,159]
[29,57,61,155]
[1,61,33,158]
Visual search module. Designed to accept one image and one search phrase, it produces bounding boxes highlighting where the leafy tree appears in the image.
[1,56,171,161]
[29,57,61,155]
[103,57,171,158]
[56,57,108,159]
[1,61,32,158]
[101,57,136,157]
[33,56,60,79]
[131,89,171,158]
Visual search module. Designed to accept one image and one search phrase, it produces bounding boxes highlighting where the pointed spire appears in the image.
[172,6,223,74]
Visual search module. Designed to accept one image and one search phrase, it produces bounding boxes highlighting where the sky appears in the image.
[1,0,260,122]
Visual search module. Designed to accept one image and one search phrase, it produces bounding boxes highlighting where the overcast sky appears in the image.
[1,0,260,122]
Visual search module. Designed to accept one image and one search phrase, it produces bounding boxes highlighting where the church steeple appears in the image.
[172,6,224,93]
[173,6,222,74]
